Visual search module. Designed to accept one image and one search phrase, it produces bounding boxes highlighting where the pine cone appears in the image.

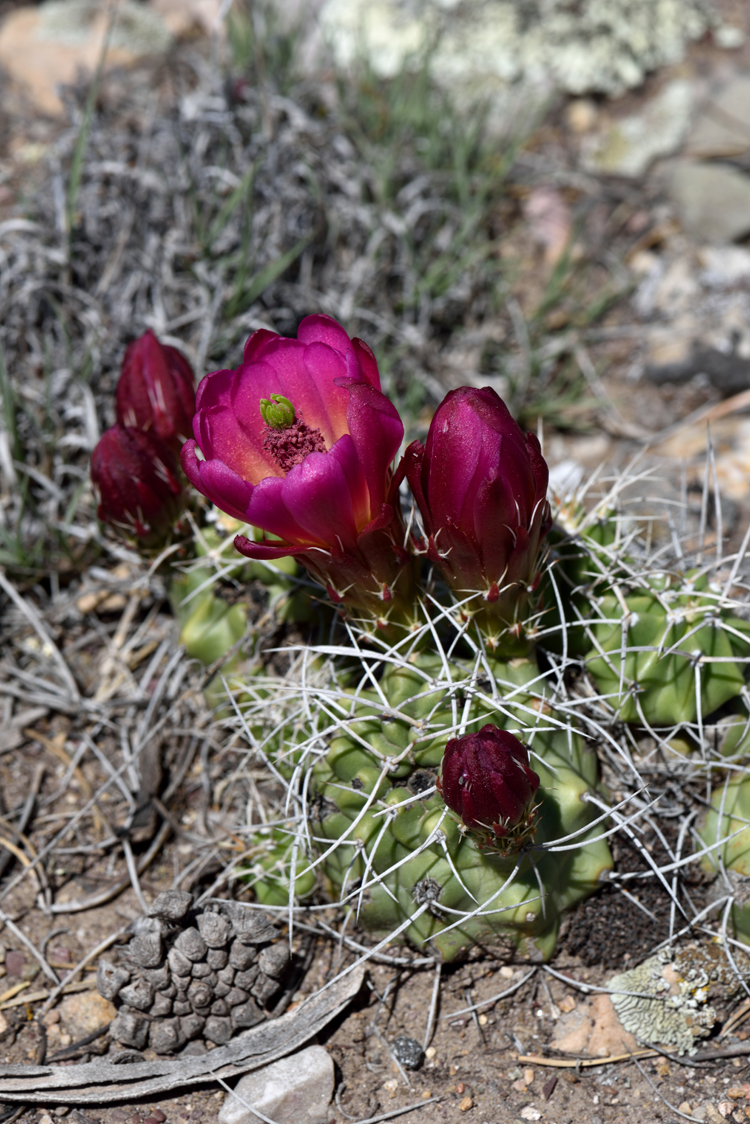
[98,892,290,1054]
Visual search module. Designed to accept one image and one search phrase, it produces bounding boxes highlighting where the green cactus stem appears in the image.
[584,573,750,727]
[248,655,612,961]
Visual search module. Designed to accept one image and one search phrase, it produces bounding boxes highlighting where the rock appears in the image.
[96,960,130,1001]
[581,79,694,177]
[686,74,750,158]
[191,960,213,979]
[648,342,750,396]
[699,246,750,288]
[150,0,225,38]
[670,162,750,244]
[218,1045,335,1124]
[5,951,24,977]
[565,98,598,134]
[58,991,116,1039]
[391,1035,424,1070]
[0,0,173,116]
[148,890,193,922]
[320,0,733,100]
[552,993,638,1056]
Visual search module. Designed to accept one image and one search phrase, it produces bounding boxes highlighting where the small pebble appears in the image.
[5,950,24,976]
[459,1096,473,1112]
[39,1116,53,1124]
[109,1113,129,1122]
[150,1112,166,1123]
[391,1035,424,1070]
[54,1111,69,1118]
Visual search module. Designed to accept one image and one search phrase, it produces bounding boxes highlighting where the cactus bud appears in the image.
[437,724,540,850]
[405,387,551,637]
[116,329,196,450]
[91,425,185,548]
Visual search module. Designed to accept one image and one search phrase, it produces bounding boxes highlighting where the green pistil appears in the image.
[260,394,296,430]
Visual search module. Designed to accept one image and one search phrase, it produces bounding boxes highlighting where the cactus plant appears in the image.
[245,648,613,961]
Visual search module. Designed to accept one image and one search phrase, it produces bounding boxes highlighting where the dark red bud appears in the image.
[115,330,195,450]
[91,425,185,548]
[437,724,540,847]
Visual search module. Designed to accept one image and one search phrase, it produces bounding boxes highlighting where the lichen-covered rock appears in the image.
[320,0,739,100]
[608,943,750,1055]
[97,895,289,1054]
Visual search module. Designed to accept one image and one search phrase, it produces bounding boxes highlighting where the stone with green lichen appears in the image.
[608,944,747,1054]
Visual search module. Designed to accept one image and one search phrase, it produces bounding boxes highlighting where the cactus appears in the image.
[245,648,612,961]
[584,572,750,727]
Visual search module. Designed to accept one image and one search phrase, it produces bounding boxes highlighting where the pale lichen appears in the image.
[321,0,740,98]
[609,942,750,1055]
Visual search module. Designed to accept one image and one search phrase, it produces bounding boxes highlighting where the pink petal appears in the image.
[339,380,403,513]
[195,367,234,414]
[181,441,254,523]
[245,475,320,546]
[351,338,382,390]
[198,401,279,482]
[242,328,279,363]
[296,313,354,354]
[279,441,360,551]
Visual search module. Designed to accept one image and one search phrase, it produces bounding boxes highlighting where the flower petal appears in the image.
[181,441,254,523]
[242,328,279,363]
[296,313,355,353]
[245,474,323,546]
[351,337,382,390]
[279,439,361,551]
[339,379,403,514]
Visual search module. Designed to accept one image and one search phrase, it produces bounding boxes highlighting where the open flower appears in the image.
[404,387,551,636]
[91,425,185,548]
[437,724,540,850]
[181,315,411,621]
[116,330,196,451]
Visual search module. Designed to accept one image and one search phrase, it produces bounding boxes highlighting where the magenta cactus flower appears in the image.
[404,387,551,635]
[91,425,185,548]
[116,330,196,451]
[181,315,411,621]
[437,724,540,850]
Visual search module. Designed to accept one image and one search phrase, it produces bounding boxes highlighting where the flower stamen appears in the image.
[260,395,327,471]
